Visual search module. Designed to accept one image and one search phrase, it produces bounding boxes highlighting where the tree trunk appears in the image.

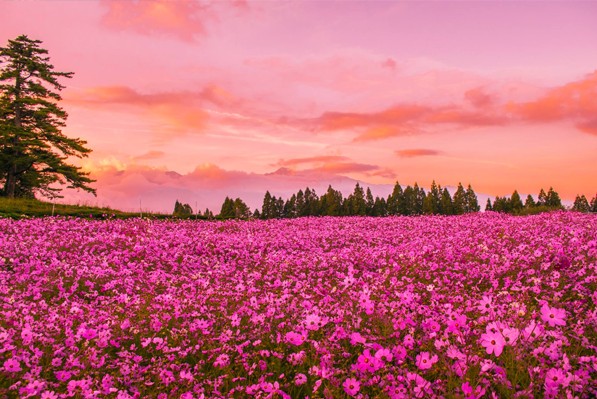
[4,74,22,198]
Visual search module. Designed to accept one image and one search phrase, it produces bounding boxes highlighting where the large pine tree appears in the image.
[0,35,95,198]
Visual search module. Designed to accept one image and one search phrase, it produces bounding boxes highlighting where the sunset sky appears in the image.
[1,1,596,212]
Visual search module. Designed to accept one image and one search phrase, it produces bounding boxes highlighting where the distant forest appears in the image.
[173,182,597,219]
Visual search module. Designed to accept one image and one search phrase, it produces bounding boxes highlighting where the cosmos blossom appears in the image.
[480,332,506,357]
[541,304,566,327]
[0,213,595,397]
[343,377,360,396]
[416,352,439,370]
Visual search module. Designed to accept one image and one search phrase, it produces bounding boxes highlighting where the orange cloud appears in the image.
[464,87,495,108]
[67,85,242,134]
[278,155,350,167]
[510,70,597,128]
[396,149,442,158]
[309,162,381,175]
[133,150,165,160]
[100,0,212,41]
[310,71,597,141]
[353,125,418,142]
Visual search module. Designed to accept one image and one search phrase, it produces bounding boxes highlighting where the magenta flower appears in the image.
[541,304,566,327]
[477,295,493,313]
[214,353,230,368]
[415,352,438,370]
[294,373,307,386]
[81,328,97,340]
[285,331,305,346]
[480,332,506,356]
[3,358,21,373]
[544,368,568,389]
[343,377,360,396]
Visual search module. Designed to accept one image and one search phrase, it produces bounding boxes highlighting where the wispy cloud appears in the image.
[396,149,442,158]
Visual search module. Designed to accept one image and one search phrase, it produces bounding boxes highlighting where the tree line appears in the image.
[486,188,597,215]
[175,184,597,220]
[173,181,482,219]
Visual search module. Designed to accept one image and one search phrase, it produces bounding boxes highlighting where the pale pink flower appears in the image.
[480,332,505,356]
[541,304,566,327]
[478,296,493,313]
[294,373,307,386]
[415,352,438,370]
[502,328,519,345]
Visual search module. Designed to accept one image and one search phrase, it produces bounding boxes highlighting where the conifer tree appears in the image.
[373,196,387,217]
[387,181,403,215]
[365,187,375,216]
[233,198,251,219]
[219,197,235,219]
[440,188,453,215]
[261,191,274,219]
[402,185,415,216]
[572,195,590,213]
[590,193,597,213]
[537,188,548,206]
[485,198,493,211]
[510,190,523,213]
[0,35,95,198]
[452,183,466,215]
[464,185,480,213]
[320,185,343,216]
[413,183,426,215]
[524,194,535,208]
[545,187,562,208]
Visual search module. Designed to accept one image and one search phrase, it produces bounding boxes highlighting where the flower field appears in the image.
[1,213,596,398]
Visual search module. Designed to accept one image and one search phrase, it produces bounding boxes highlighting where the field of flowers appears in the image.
[1,212,596,398]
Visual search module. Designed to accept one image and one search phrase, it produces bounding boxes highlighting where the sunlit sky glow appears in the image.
[2,1,596,212]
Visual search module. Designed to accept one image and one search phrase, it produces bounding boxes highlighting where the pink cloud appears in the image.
[133,151,165,161]
[100,0,212,41]
[66,85,243,135]
[62,162,395,213]
[396,149,442,158]
[278,155,350,167]
[464,87,495,108]
[509,70,597,133]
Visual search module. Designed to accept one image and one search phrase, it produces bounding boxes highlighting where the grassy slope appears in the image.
[0,197,147,219]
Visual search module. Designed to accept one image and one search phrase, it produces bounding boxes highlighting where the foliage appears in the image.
[173,200,193,217]
[0,35,95,198]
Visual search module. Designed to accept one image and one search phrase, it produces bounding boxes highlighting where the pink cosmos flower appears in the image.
[3,358,21,373]
[349,332,366,345]
[304,314,321,331]
[502,328,519,345]
[294,373,307,386]
[545,368,568,389]
[285,331,305,346]
[375,348,393,363]
[41,392,58,399]
[81,328,97,340]
[480,332,506,356]
[415,352,438,370]
[55,370,71,382]
[356,349,381,373]
[214,354,230,368]
[541,304,566,327]
[522,321,543,341]
[478,296,493,313]
[343,377,360,396]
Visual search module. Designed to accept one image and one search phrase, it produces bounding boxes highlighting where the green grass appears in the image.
[0,197,166,219]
